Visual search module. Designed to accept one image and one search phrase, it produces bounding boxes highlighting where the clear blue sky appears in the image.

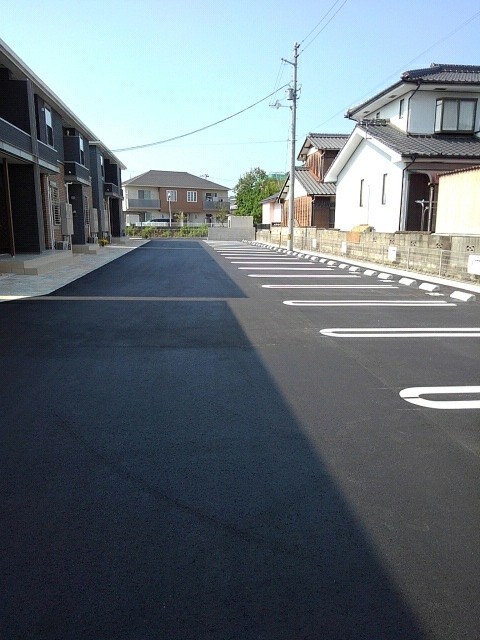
[1,0,479,189]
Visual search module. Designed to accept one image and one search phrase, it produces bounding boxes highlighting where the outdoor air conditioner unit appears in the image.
[55,240,70,250]
[60,202,74,235]
[90,207,98,232]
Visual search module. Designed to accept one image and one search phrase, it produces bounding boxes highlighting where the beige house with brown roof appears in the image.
[123,170,230,225]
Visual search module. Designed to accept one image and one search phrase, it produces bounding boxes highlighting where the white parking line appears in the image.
[400,386,480,409]
[238,267,333,270]
[262,284,397,289]
[320,327,480,337]
[248,274,362,278]
[283,300,456,306]
[231,261,315,264]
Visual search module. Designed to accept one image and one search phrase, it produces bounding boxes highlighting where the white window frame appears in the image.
[45,105,54,146]
[166,189,177,202]
[79,137,85,166]
[138,189,151,200]
[187,190,197,203]
[381,174,387,205]
[51,184,61,225]
[399,99,404,119]
[359,179,364,207]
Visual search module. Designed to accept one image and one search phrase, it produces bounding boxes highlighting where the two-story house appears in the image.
[0,38,125,267]
[324,64,480,233]
[123,171,230,225]
[279,133,349,228]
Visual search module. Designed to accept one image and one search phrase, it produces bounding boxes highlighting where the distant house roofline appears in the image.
[123,170,229,191]
[346,63,480,120]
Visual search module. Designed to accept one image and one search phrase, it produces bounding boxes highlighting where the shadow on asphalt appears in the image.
[0,240,426,639]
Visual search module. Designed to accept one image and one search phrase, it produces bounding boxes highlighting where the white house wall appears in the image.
[262,201,282,224]
[294,178,308,197]
[335,139,405,232]
[409,90,480,134]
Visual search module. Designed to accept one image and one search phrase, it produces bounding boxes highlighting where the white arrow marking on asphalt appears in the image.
[262,284,397,289]
[248,274,361,278]
[320,327,480,337]
[399,386,480,409]
[283,300,456,306]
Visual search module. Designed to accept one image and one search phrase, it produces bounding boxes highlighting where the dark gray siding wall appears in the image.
[52,109,64,159]
[89,147,102,210]
[0,79,30,133]
[9,164,41,252]
[69,183,86,245]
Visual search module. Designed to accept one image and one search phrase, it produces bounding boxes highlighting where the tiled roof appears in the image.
[304,133,350,151]
[359,123,480,158]
[260,191,281,204]
[123,170,229,190]
[347,63,480,118]
[439,165,480,177]
[295,167,336,195]
[402,63,480,83]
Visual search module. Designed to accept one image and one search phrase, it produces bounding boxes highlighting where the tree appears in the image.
[234,167,283,225]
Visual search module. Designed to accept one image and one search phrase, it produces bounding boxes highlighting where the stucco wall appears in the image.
[334,139,404,232]
[436,168,480,235]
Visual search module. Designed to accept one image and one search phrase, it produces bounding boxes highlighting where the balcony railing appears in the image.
[0,117,32,155]
[38,140,58,167]
[203,199,230,211]
[104,182,121,197]
[64,161,90,184]
[126,198,161,209]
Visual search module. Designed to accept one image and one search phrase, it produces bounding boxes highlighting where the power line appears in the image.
[299,0,349,55]
[112,83,289,153]
[310,7,480,132]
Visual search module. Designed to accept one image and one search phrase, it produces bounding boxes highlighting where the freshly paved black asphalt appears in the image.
[1,239,478,639]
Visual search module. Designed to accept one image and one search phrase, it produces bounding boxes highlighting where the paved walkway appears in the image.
[0,240,147,301]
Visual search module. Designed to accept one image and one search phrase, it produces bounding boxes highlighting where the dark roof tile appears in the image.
[124,170,229,190]
[359,123,480,158]
[304,133,350,151]
[402,63,480,83]
[295,166,336,195]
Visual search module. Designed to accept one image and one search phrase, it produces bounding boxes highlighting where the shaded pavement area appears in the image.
[0,239,473,639]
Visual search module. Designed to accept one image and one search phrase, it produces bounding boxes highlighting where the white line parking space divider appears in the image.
[400,386,480,409]
[248,274,362,279]
[283,300,456,307]
[320,327,480,337]
[263,284,397,289]
[238,267,333,270]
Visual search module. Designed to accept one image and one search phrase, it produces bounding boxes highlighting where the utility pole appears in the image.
[283,42,299,251]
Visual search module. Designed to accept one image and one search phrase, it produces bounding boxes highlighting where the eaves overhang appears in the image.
[324,128,365,182]
[0,38,126,170]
